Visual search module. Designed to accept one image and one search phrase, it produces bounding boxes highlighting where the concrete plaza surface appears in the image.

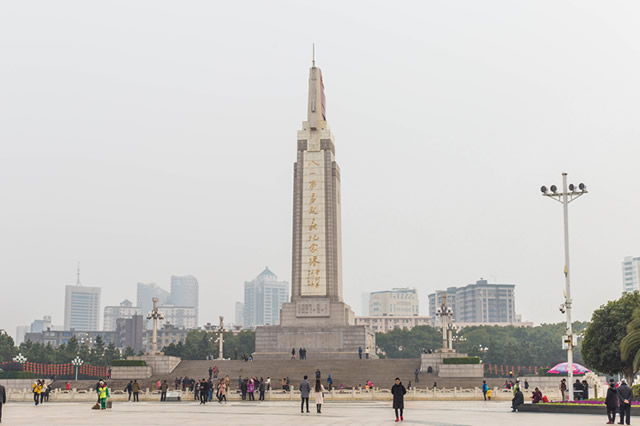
[1,400,613,425]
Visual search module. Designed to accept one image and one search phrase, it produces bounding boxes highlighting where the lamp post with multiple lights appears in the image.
[541,172,588,389]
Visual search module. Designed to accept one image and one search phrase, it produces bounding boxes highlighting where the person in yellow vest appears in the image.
[32,380,42,406]
[98,380,110,410]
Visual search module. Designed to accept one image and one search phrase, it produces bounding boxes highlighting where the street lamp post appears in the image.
[13,353,27,364]
[541,173,588,390]
[71,356,84,381]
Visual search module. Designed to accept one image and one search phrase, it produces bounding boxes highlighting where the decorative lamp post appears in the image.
[541,173,588,388]
[214,316,226,361]
[71,356,84,381]
[435,294,454,351]
[13,353,27,364]
[146,297,164,354]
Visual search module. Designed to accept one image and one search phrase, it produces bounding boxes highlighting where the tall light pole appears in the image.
[541,173,588,391]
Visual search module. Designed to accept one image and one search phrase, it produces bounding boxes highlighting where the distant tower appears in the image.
[169,275,199,326]
[64,267,101,331]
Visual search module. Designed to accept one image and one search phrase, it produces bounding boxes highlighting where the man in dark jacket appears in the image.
[605,379,618,424]
[299,375,311,413]
[160,380,168,402]
[511,388,524,412]
[618,379,633,425]
[391,378,406,422]
[0,383,6,423]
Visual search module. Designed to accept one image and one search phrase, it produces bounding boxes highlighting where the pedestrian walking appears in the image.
[161,380,168,401]
[266,376,271,391]
[605,379,618,424]
[131,380,140,402]
[291,348,296,360]
[125,381,132,401]
[391,377,406,422]
[314,379,325,414]
[414,368,419,383]
[208,366,213,380]
[358,346,363,359]
[315,369,321,381]
[482,380,489,401]
[327,374,333,391]
[259,378,266,400]
[32,380,42,405]
[0,382,6,423]
[300,375,311,413]
[241,378,248,400]
[618,379,633,425]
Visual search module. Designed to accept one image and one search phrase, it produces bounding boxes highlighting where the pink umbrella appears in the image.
[547,362,591,374]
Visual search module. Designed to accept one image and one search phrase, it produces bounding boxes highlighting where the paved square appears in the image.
[1,400,612,425]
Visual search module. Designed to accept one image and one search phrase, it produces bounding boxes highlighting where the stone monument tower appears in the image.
[253,61,375,359]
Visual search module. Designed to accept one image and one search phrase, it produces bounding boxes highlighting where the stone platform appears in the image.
[253,325,375,359]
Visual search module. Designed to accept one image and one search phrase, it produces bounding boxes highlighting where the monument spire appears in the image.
[307,53,326,130]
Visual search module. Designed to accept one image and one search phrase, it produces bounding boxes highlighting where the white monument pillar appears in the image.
[146,297,164,354]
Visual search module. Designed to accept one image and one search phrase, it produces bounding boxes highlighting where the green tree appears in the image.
[104,343,121,365]
[0,333,17,362]
[123,347,136,359]
[620,307,640,376]
[582,291,640,381]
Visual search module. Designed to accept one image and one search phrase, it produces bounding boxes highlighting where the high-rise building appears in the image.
[64,270,101,331]
[355,315,431,333]
[622,256,640,293]
[158,305,197,330]
[169,275,199,326]
[30,315,52,333]
[368,288,419,316]
[244,267,289,329]
[235,302,244,327]
[115,314,144,352]
[137,282,170,326]
[428,279,517,324]
[15,326,29,345]
[103,299,142,331]
[361,292,370,316]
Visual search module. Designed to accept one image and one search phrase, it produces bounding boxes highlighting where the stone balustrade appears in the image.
[5,386,564,402]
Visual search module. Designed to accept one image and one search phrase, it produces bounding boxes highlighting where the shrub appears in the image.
[111,360,146,367]
[0,371,35,379]
[442,357,481,365]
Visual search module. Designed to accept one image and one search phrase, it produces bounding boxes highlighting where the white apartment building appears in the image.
[103,299,141,331]
[622,256,640,293]
[369,288,419,316]
[356,315,431,333]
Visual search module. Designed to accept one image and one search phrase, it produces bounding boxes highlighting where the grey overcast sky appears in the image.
[1,1,639,339]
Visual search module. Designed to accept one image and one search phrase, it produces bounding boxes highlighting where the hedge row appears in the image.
[111,360,147,367]
[442,357,481,365]
[0,371,36,379]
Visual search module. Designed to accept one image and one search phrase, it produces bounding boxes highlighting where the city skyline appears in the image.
[2,1,639,341]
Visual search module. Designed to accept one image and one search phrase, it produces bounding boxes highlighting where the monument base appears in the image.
[253,325,376,360]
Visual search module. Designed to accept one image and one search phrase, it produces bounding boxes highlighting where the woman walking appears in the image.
[391,377,406,422]
[314,379,325,413]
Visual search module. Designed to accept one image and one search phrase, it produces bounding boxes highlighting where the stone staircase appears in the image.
[166,359,422,389]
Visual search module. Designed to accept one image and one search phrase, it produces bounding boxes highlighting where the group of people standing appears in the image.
[31,380,50,405]
[239,377,266,401]
[194,376,230,404]
[605,378,633,425]
[559,377,591,400]
[291,347,308,360]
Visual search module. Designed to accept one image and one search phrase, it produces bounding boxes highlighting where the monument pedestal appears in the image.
[253,300,376,359]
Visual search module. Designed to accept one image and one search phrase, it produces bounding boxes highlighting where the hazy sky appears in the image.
[1,1,639,340]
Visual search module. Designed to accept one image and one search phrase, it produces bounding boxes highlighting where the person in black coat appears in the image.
[605,379,618,424]
[511,388,524,412]
[0,383,6,423]
[391,377,407,422]
[618,379,633,426]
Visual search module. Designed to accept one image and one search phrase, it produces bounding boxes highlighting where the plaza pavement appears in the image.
[1,400,614,425]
